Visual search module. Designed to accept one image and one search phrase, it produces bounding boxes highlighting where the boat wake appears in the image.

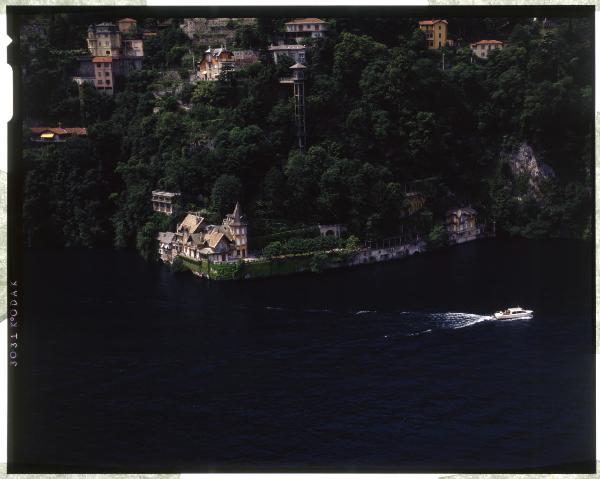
[397,311,495,337]
[262,306,516,338]
[406,328,432,337]
[440,312,494,329]
[261,306,524,345]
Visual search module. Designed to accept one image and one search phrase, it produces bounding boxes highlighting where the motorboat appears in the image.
[493,307,533,320]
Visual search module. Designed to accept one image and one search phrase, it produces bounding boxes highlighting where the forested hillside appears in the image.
[19,13,593,257]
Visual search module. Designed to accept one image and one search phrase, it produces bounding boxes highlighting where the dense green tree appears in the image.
[333,32,386,91]
[144,27,191,68]
[427,224,449,249]
[211,174,243,217]
[234,24,260,49]
[23,137,112,247]
[20,14,594,256]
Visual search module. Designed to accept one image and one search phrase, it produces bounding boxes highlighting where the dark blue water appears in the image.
[12,239,595,472]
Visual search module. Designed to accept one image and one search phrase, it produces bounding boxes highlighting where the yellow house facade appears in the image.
[418,19,448,49]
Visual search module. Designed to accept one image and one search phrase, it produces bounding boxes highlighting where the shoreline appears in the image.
[174,234,492,281]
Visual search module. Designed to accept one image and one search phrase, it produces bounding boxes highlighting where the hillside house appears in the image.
[470,40,505,59]
[87,22,122,57]
[445,207,481,244]
[75,54,142,94]
[151,191,181,215]
[87,21,144,58]
[92,57,114,94]
[285,18,328,42]
[418,19,448,49]
[81,21,144,94]
[158,203,248,263]
[30,125,87,143]
[197,47,235,81]
[268,44,306,64]
[117,18,137,33]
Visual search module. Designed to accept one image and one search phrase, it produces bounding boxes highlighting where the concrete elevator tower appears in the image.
[290,62,307,153]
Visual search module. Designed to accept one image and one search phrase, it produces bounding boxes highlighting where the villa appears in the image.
[445,207,481,244]
[158,202,248,263]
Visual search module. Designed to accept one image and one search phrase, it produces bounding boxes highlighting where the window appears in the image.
[104,63,110,67]
[98,79,103,84]
[315,24,319,30]
[96,63,101,68]
[106,50,110,55]
[105,71,110,76]
[106,80,110,85]
[439,33,441,39]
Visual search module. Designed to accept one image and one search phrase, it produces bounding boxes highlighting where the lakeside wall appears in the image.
[179,240,428,281]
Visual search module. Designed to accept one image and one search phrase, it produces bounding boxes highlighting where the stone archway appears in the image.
[318,224,347,239]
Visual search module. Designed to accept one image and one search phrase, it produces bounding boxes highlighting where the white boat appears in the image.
[493,307,533,320]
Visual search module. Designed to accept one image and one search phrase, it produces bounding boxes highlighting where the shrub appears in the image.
[171,255,186,272]
[427,224,448,249]
[345,235,361,250]
[263,241,284,258]
[262,235,344,258]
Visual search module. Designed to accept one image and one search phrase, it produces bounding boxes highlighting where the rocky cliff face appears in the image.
[507,143,555,202]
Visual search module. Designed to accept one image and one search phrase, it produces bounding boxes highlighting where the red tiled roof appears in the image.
[419,19,448,25]
[285,18,327,24]
[31,127,87,136]
[92,56,112,62]
[471,39,504,45]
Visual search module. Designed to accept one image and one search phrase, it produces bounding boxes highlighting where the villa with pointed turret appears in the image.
[157,202,248,264]
[197,46,235,81]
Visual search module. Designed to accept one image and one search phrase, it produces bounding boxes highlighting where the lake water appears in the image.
[11,238,595,473]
